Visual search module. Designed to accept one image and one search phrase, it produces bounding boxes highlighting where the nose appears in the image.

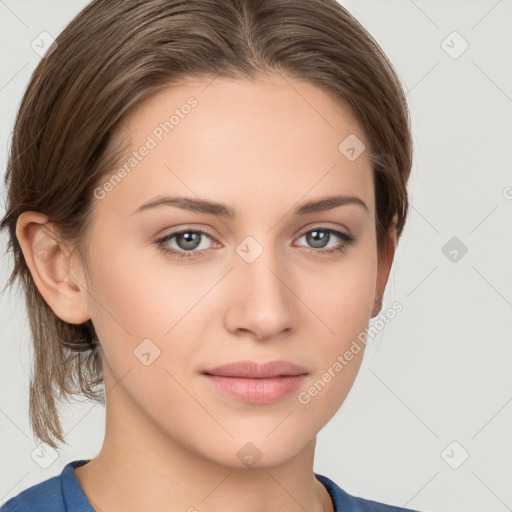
[223,243,295,341]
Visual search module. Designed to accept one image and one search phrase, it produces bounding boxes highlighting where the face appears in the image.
[73,73,390,467]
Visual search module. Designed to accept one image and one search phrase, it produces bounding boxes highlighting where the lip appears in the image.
[203,360,309,378]
[202,360,309,404]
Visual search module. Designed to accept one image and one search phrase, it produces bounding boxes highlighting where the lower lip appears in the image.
[203,374,308,404]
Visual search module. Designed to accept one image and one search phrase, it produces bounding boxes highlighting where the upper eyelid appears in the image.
[160,221,351,236]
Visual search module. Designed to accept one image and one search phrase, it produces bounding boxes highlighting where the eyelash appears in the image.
[155,226,357,261]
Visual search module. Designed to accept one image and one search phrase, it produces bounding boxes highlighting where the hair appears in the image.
[0,0,412,449]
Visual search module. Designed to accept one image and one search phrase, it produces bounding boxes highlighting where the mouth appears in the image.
[202,359,309,378]
[201,360,309,404]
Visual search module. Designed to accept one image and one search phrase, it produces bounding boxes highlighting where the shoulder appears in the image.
[315,473,421,512]
[1,473,63,512]
[1,460,92,512]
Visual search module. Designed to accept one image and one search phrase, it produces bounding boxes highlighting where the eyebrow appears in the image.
[131,194,369,218]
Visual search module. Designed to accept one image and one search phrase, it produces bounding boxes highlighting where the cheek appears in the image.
[298,249,376,410]
[307,249,377,339]
[84,232,212,396]
[85,230,177,333]
[83,234,166,369]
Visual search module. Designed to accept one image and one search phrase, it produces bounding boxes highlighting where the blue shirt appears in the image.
[1,460,420,511]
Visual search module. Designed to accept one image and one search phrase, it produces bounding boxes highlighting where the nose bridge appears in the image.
[227,231,294,338]
[236,232,288,298]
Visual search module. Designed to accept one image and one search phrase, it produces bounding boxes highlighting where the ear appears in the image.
[371,213,398,318]
[15,211,91,324]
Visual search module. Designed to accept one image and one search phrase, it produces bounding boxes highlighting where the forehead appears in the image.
[99,73,375,219]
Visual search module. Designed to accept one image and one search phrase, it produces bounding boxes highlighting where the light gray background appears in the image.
[1,1,511,511]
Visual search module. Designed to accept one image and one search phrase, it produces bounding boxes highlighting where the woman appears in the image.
[0,0,417,510]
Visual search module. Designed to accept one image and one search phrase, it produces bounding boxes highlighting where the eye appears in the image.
[156,228,215,261]
[155,226,357,261]
[294,227,356,256]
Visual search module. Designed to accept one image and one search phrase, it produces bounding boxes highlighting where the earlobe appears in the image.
[15,211,91,324]
[371,296,383,318]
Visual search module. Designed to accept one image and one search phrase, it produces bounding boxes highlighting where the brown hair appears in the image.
[0,0,412,449]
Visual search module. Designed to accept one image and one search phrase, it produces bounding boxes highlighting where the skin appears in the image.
[16,72,396,512]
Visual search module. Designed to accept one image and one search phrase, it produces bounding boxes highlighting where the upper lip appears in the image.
[202,360,309,378]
